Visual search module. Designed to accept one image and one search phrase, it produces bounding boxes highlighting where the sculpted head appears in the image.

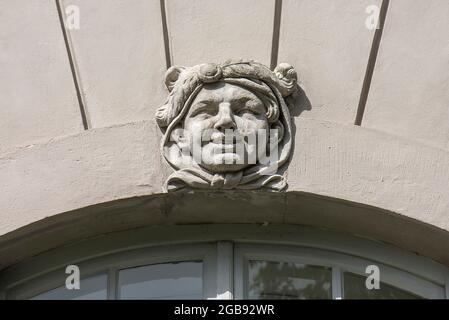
[156,60,297,191]
[184,81,273,173]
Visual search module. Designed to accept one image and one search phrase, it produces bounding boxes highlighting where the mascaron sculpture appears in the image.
[155,59,298,192]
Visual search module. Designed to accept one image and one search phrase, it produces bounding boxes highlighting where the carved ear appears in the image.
[164,66,185,92]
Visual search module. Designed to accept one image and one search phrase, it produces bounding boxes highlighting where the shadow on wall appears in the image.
[278,83,311,176]
[288,84,312,118]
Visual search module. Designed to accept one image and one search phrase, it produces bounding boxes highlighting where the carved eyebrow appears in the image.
[235,98,265,110]
[232,96,252,104]
[189,102,218,117]
[189,95,220,109]
[235,104,265,116]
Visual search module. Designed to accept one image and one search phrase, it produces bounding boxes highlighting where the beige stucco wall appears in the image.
[1,0,448,268]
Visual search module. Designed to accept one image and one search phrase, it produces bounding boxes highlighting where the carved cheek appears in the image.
[202,117,218,130]
[236,116,268,132]
[185,115,212,131]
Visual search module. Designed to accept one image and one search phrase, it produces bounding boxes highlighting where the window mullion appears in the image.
[332,266,343,300]
[216,241,234,300]
[445,274,449,299]
[107,268,118,300]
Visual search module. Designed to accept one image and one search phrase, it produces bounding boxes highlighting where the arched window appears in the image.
[1,225,448,299]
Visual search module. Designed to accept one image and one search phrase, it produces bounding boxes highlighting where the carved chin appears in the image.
[199,153,249,173]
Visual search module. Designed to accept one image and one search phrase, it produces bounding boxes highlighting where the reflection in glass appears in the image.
[31,274,107,300]
[118,261,202,299]
[343,272,420,299]
[247,260,332,299]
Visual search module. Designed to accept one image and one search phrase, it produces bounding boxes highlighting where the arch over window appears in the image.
[1,225,448,299]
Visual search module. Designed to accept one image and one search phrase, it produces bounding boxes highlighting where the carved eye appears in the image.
[236,108,253,116]
[199,113,214,120]
[236,105,263,117]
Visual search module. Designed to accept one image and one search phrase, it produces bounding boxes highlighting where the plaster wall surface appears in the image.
[1,0,449,269]
[0,0,84,154]
[61,0,167,128]
[166,0,274,66]
[363,0,449,150]
[278,0,382,124]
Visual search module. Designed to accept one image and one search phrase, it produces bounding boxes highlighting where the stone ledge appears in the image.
[0,118,448,267]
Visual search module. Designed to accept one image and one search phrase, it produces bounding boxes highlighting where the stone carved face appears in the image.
[183,82,269,173]
[155,60,297,191]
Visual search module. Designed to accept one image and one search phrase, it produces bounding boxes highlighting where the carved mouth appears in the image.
[209,133,240,143]
[213,143,236,152]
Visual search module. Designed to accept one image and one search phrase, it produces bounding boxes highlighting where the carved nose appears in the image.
[214,105,236,131]
[214,117,236,131]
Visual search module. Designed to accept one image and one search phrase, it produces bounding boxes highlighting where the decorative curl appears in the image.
[197,63,223,83]
[274,63,298,97]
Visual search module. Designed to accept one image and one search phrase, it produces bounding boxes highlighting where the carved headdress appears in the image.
[156,60,297,191]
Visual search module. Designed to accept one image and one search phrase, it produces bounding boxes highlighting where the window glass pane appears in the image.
[247,260,332,299]
[118,261,202,299]
[343,272,421,299]
[31,274,107,300]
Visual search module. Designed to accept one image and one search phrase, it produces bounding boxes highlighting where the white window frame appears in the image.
[1,224,448,300]
[233,243,446,299]
[4,243,219,300]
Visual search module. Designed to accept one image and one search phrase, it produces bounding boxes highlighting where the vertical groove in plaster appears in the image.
[160,0,172,69]
[354,0,390,126]
[270,0,283,70]
[55,0,90,130]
